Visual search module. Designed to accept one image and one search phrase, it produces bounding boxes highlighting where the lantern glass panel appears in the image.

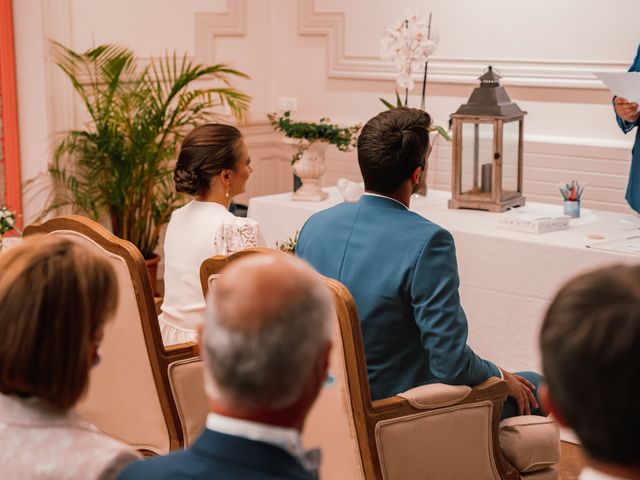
[460,122,493,195]
[502,121,520,194]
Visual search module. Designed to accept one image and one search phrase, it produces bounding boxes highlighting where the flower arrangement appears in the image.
[379,9,449,142]
[276,231,299,254]
[0,206,20,237]
[380,9,437,97]
[267,111,361,164]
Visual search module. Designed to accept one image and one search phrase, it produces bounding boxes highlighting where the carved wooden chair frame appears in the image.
[24,215,199,453]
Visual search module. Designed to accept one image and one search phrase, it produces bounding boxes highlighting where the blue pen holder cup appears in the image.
[563,200,580,218]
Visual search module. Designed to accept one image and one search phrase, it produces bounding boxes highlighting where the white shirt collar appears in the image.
[362,192,409,210]
[579,467,633,480]
[205,412,312,468]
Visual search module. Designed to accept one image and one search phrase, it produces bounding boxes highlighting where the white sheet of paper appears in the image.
[594,72,640,104]
[586,235,640,255]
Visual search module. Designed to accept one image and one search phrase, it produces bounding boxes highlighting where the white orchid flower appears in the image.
[380,8,437,94]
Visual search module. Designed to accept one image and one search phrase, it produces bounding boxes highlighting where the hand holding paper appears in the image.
[614,96,640,123]
[595,71,640,117]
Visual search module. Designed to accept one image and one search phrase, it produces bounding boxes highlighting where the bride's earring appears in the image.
[225,188,230,199]
[92,342,102,367]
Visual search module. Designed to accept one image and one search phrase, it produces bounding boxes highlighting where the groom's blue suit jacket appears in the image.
[297,194,500,401]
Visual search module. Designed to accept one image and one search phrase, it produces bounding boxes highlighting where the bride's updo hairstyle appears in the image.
[174,124,243,196]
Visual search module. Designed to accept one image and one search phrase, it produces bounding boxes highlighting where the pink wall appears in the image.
[11,0,640,221]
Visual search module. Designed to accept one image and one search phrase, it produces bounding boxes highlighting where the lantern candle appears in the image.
[481,163,492,193]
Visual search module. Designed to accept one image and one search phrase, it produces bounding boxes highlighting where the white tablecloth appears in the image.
[248,188,640,372]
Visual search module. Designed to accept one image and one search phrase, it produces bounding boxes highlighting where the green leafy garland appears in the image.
[268,111,361,164]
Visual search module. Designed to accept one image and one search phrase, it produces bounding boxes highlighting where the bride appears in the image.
[159,123,265,345]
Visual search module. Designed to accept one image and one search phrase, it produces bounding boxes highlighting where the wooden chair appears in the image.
[24,215,209,455]
[200,249,559,480]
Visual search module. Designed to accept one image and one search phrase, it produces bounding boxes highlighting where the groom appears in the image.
[297,107,541,418]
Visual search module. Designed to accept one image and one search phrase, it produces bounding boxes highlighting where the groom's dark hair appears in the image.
[357,108,431,194]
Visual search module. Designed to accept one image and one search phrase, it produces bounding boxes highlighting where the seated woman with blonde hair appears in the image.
[159,123,265,345]
[0,236,139,479]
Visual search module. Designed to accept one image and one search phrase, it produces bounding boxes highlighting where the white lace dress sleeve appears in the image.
[212,217,266,256]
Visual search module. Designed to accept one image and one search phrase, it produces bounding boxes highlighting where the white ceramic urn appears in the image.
[292,141,329,201]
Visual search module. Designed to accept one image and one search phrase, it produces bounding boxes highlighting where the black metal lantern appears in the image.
[449,66,526,212]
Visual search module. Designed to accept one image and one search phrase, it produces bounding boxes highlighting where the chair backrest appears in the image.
[24,215,201,454]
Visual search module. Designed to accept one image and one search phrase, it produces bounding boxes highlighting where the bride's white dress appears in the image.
[159,200,266,345]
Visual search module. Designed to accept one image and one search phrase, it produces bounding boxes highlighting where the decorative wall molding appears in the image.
[70,0,247,83]
[298,0,628,88]
[42,0,77,137]
[194,0,246,64]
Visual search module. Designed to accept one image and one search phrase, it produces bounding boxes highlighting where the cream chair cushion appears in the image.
[398,383,473,409]
[375,402,501,480]
[499,415,560,473]
[167,357,208,446]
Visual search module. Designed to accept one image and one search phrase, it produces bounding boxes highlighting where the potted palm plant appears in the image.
[47,42,250,287]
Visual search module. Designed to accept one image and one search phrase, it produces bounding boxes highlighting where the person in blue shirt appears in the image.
[297,107,542,419]
[614,44,640,212]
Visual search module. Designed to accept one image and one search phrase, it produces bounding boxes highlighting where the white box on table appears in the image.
[497,211,570,234]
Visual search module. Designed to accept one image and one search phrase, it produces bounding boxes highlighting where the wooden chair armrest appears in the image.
[163,342,199,362]
[371,396,410,413]
[470,377,509,404]
[154,296,163,316]
[371,377,508,417]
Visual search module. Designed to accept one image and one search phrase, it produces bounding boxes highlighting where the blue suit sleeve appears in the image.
[296,220,311,260]
[410,228,500,385]
[614,44,640,133]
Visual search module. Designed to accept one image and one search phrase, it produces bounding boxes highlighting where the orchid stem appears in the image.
[420,61,428,110]
[421,12,432,111]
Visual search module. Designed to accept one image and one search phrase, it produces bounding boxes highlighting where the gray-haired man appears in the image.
[120,253,333,480]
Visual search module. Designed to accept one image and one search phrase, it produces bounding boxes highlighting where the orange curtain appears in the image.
[0,0,23,227]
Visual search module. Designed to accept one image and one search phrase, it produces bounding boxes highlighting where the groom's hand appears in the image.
[500,368,538,416]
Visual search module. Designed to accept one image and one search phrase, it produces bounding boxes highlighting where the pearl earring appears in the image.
[225,189,230,199]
